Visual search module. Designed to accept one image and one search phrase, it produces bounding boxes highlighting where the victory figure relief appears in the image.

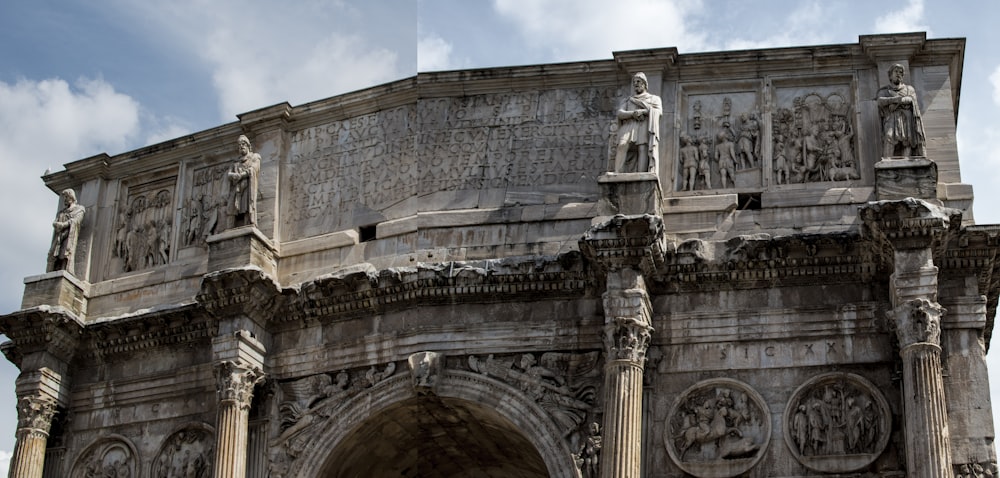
[612,72,662,174]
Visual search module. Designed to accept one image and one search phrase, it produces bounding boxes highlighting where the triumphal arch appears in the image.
[3,32,998,477]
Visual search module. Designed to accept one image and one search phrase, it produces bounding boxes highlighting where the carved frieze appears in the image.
[467,352,601,438]
[274,371,351,458]
[665,378,770,478]
[771,87,858,185]
[152,425,214,478]
[114,178,175,273]
[72,436,137,478]
[783,372,891,473]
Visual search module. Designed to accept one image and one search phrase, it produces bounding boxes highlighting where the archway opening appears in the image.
[318,395,550,478]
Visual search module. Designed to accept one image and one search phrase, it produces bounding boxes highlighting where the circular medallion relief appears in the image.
[665,378,771,478]
[783,372,891,473]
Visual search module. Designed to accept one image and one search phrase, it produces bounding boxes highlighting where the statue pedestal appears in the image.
[874,157,937,201]
[21,270,88,317]
[206,226,277,276]
[597,172,662,217]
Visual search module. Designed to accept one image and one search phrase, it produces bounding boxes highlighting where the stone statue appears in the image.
[876,64,926,157]
[716,131,736,189]
[612,72,662,173]
[576,422,602,478]
[47,188,85,274]
[226,134,261,229]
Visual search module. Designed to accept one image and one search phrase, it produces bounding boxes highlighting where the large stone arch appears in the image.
[289,369,581,478]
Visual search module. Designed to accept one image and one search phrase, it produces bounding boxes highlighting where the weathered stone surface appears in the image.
[1,33,997,478]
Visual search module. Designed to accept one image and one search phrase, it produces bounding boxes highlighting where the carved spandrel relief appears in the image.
[665,378,770,478]
[772,87,859,184]
[152,426,214,478]
[467,352,601,439]
[270,363,398,468]
[114,181,175,273]
[408,351,442,395]
[679,92,760,191]
[72,437,137,478]
[783,373,891,473]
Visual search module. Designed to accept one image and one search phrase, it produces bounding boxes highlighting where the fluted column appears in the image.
[890,298,952,477]
[214,360,262,478]
[8,394,57,478]
[601,268,653,478]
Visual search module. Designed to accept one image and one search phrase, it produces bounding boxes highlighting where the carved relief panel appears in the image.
[112,174,177,274]
[181,162,230,248]
[665,378,770,478]
[152,425,215,478]
[770,78,860,185]
[71,436,137,478]
[677,82,762,192]
[782,372,891,473]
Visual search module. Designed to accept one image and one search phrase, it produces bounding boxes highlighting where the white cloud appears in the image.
[990,64,1000,107]
[722,2,838,51]
[118,1,406,120]
[0,77,144,312]
[872,0,929,34]
[492,0,709,62]
[0,450,9,475]
[419,34,462,72]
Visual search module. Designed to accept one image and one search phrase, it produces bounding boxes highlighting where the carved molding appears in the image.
[580,214,668,276]
[16,395,57,434]
[783,373,892,473]
[0,308,83,366]
[197,267,288,326]
[860,198,962,253]
[215,361,264,410]
[665,378,771,478]
[889,297,944,347]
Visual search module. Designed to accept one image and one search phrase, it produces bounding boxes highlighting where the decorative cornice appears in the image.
[580,214,668,277]
[860,199,962,252]
[197,267,290,326]
[86,305,214,360]
[0,307,84,366]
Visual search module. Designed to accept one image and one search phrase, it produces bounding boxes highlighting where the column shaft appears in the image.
[8,431,47,478]
[214,401,250,478]
[601,360,644,478]
[900,343,952,477]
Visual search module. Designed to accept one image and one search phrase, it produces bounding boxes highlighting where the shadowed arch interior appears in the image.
[318,395,550,478]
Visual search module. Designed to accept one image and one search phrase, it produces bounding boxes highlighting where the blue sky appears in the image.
[2,0,999,471]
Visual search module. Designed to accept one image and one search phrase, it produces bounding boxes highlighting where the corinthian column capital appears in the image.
[889,297,944,347]
[215,360,263,410]
[15,394,57,435]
